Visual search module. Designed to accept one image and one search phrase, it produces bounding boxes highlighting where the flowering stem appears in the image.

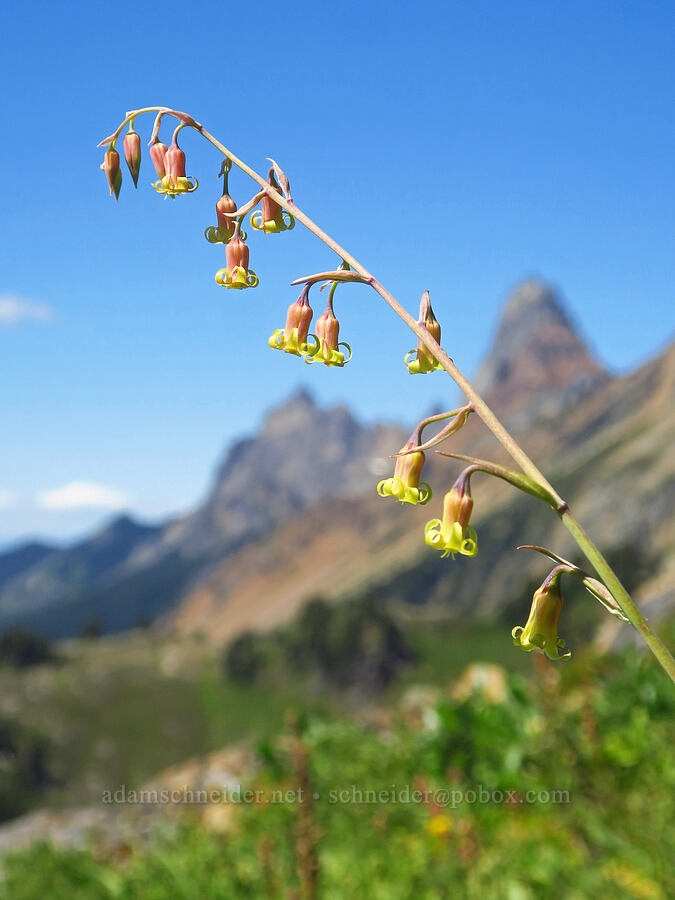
[104,107,675,681]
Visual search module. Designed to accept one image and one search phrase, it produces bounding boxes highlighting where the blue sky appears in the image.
[1,0,673,545]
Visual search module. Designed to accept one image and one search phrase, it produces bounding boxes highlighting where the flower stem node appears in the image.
[250,169,295,233]
[405,290,443,374]
[269,287,314,356]
[100,148,122,201]
[152,141,198,198]
[424,477,477,558]
[215,224,258,289]
[377,442,431,505]
[512,571,571,660]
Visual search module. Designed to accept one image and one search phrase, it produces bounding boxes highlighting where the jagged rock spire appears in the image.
[474,280,607,425]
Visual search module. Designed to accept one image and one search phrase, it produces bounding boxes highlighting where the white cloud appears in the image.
[0,489,15,510]
[0,294,53,326]
[36,482,130,512]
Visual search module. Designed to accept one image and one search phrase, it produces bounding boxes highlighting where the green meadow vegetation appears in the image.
[0,604,673,898]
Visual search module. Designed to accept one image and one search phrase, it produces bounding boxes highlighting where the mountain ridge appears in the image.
[3,278,669,642]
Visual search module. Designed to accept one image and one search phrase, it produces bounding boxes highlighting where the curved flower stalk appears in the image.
[424,456,561,559]
[378,407,472,506]
[96,105,675,681]
[251,168,295,233]
[518,546,628,622]
[269,285,315,356]
[436,452,563,510]
[512,566,571,660]
[214,222,258,289]
[405,290,443,374]
[393,406,473,458]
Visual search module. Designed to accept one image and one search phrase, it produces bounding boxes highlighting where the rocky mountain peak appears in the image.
[474,279,608,426]
[262,387,318,437]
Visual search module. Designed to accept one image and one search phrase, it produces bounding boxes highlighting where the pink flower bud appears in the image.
[100,148,122,201]
[226,229,249,271]
[123,130,141,188]
[166,143,186,180]
[261,192,283,227]
[149,141,168,179]
[216,193,237,240]
[316,307,340,352]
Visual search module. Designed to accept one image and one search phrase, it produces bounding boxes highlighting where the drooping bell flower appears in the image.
[377,439,431,505]
[149,140,168,179]
[512,569,571,660]
[152,137,198,198]
[205,166,238,244]
[377,406,472,506]
[100,148,122,201]
[424,469,477,558]
[306,294,351,367]
[405,290,443,374]
[250,168,295,234]
[123,128,141,188]
[214,222,259,289]
[268,285,314,356]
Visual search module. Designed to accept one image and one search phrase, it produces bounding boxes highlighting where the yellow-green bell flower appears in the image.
[405,290,443,374]
[377,440,431,505]
[250,168,295,234]
[512,570,571,660]
[305,300,351,367]
[152,141,198,198]
[424,476,477,558]
[214,224,258,290]
[269,286,314,356]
